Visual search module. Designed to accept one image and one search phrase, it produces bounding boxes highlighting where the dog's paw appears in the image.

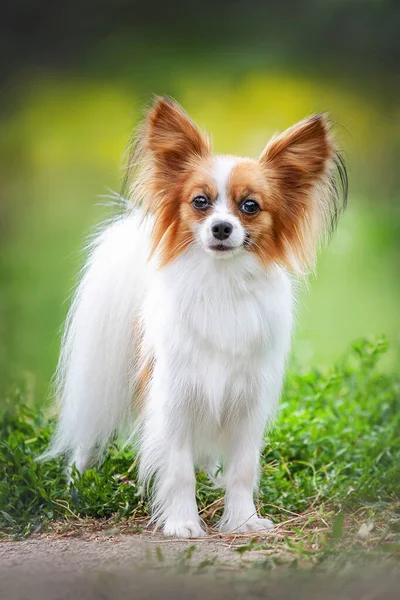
[220,516,274,534]
[163,519,206,539]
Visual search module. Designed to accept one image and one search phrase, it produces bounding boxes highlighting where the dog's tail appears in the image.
[41,211,150,471]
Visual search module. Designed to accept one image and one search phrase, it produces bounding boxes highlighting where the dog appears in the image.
[43,97,347,537]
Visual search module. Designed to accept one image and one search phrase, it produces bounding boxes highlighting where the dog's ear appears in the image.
[259,115,347,272]
[144,97,210,175]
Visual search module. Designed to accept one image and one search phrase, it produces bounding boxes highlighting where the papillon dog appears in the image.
[44,97,347,538]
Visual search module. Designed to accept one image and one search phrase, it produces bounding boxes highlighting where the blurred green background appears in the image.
[1,1,399,401]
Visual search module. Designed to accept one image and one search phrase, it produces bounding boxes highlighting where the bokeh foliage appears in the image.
[0,1,399,396]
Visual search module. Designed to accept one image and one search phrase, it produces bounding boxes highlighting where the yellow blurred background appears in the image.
[1,1,399,400]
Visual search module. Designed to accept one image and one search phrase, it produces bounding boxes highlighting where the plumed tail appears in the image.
[41,211,150,469]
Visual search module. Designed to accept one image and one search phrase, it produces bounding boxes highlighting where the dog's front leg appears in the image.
[139,373,205,539]
[219,415,274,534]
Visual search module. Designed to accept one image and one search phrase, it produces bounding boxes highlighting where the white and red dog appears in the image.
[44,98,347,537]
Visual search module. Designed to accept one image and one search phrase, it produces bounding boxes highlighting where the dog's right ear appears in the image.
[144,97,211,176]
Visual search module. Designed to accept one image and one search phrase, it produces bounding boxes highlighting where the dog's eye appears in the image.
[192,196,210,210]
[239,199,260,215]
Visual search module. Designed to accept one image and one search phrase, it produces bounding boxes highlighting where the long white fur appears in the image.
[42,213,152,470]
[44,155,294,538]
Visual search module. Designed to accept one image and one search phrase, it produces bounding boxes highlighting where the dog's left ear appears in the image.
[259,115,347,272]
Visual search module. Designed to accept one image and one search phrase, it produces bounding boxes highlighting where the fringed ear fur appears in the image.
[259,114,348,273]
[124,96,211,208]
[145,97,210,170]
[124,97,212,262]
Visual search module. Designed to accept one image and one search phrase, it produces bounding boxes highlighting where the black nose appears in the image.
[212,221,233,241]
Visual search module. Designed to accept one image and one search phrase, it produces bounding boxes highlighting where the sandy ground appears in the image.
[0,531,262,572]
[1,533,400,600]
[0,532,265,599]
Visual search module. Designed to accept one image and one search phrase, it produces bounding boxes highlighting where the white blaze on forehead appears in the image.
[197,154,247,253]
[212,155,243,212]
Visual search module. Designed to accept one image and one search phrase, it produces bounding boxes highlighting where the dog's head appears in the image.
[128,97,347,272]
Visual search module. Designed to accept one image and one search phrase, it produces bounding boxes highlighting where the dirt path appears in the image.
[1,531,262,572]
[1,533,399,600]
[0,532,270,599]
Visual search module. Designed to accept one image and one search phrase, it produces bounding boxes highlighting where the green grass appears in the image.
[1,337,399,562]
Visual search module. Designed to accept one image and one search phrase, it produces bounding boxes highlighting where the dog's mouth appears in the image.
[207,233,251,254]
[208,244,234,252]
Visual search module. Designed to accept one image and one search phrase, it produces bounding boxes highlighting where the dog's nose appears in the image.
[212,221,233,241]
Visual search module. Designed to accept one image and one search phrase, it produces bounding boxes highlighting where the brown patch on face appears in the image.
[227,160,277,267]
[149,156,218,267]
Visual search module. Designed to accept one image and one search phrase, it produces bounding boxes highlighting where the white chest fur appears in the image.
[141,248,293,429]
